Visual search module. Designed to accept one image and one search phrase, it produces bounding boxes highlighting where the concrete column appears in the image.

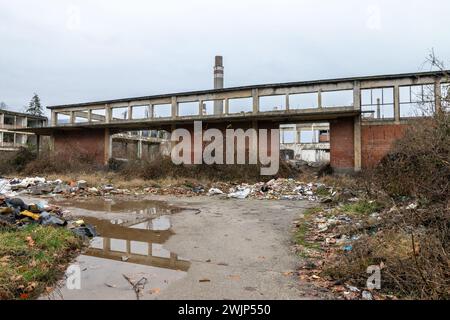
[224,99,229,115]
[0,131,3,147]
[87,109,92,122]
[105,104,112,123]
[376,98,381,119]
[148,104,154,118]
[127,103,133,120]
[51,111,57,126]
[435,78,442,113]
[148,243,153,256]
[353,81,361,110]
[14,116,17,128]
[104,128,112,165]
[318,90,322,108]
[171,97,178,119]
[0,113,4,128]
[394,85,400,123]
[252,89,259,114]
[198,100,204,116]
[354,116,362,172]
[285,94,290,110]
[69,111,75,124]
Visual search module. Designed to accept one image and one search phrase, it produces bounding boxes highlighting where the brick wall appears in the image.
[361,123,408,168]
[53,129,105,164]
[330,117,355,171]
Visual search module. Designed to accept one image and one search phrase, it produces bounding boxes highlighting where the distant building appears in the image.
[0,109,47,152]
[280,123,330,163]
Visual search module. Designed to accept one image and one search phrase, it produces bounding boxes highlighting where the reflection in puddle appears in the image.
[44,199,190,300]
[82,215,189,272]
[52,198,178,216]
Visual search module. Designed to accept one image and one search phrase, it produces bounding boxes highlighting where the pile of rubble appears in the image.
[0,195,96,238]
[0,177,130,198]
[208,179,333,201]
[0,177,334,202]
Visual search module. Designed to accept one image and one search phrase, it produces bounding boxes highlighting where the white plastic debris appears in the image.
[228,188,251,199]
[208,188,224,196]
[406,202,418,210]
[362,290,373,300]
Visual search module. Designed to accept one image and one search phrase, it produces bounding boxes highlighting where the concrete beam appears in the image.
[354,116,362,172]
[394,85,400,123]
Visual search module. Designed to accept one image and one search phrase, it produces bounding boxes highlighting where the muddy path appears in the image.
[20,195,332,300]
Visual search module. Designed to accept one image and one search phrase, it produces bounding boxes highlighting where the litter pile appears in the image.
[209,179,333,201]
[0,177,333,202]
[0,195,96,238]
[0,177,128,198]
[292,199,396,300]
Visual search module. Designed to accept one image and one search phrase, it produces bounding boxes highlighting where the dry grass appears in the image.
[322,113,450,300]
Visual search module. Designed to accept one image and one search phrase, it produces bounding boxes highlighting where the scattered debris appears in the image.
[122,274,148,300]
[0,195,96,238]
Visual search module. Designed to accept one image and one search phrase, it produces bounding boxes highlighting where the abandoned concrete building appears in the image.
[280,123,330,163]
[16,56,449,173]
[0,109,47,152]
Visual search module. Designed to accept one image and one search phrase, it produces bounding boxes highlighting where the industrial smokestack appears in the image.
[213,56,224,115]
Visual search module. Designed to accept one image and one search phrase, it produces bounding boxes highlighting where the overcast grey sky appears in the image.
[1,0,449,115]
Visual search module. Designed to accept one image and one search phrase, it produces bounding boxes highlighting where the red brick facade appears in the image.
[330,117,355,171]
[361,123,408,168]
[53,129,105,164]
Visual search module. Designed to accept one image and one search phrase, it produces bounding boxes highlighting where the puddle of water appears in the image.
[52,197,178,215]
[43,199,190,300]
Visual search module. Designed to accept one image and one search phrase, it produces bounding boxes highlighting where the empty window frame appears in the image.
[201,100,224,115]
[91,109,106,122]
[132,105,151,119]
[228,97,252,114]
[259,95,286,112]
[361,87,394,119]
[300,130,318,144]
[399,84,434,118]
[3,115,14,126]
[289,92,318,109]
[153,104,171,118]
[56,113,70,125]
[442,83,450,111]
[322,90,353,108]
[111,107,129,121]
[178,101,199,117]
[281,130,296,144]
[74,114,89,123]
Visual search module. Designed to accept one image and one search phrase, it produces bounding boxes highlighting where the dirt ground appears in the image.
[150,196,333,300]
[33,194,334,300]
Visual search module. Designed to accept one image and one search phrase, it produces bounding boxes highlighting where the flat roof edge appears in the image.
[47,70,450,110]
